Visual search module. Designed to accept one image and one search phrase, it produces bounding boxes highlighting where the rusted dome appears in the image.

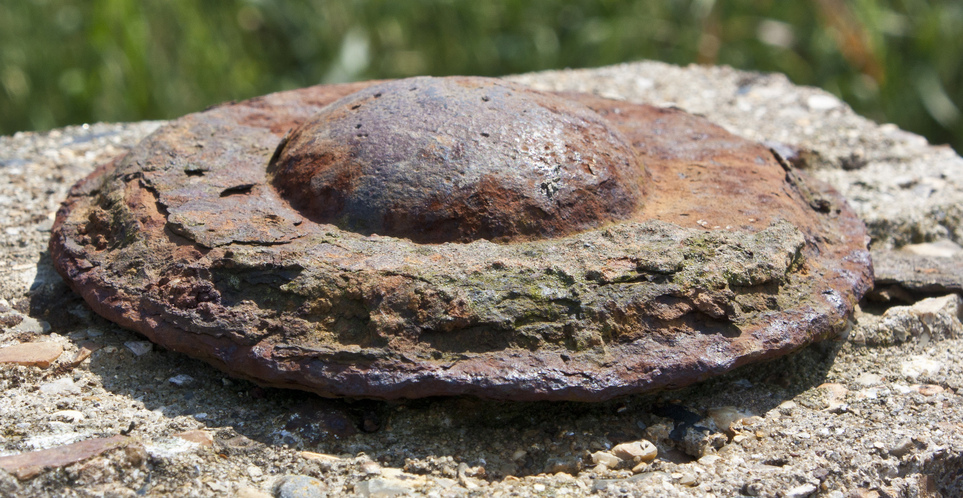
[268,77,644,243]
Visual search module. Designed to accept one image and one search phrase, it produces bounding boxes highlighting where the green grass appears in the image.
[2,0,960,153]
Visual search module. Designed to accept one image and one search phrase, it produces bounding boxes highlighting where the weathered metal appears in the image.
[269,77,644,243]
[50,76,872,401]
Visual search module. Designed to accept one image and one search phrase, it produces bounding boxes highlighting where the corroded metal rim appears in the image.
[50,78,872,401]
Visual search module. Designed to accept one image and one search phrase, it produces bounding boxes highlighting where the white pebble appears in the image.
[125,341,153,356]
[806,94,839,111]
[590,451,621,468]
[900,355,942,379]
[169,374,196,386]
[39,377,80,396]
[52,410,85,423]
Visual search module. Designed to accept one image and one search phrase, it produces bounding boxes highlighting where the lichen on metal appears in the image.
[50,76,873,401]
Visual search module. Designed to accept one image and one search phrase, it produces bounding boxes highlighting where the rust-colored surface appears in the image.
[0,436,132,480]
[50,76,872,401]
[269,77,643,243]
[0,342,63,368]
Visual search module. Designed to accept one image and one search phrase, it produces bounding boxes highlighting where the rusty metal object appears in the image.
[50,76,872,401]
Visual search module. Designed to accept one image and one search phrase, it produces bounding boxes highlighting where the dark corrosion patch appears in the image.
[50,76,872,401]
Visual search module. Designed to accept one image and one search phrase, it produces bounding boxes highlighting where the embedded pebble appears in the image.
[361,460,382,475]
[817,383,849,410]
[698,454,721,466]
[0,341,62,368]
[11,316,50,334]
[784,482,818,497]
[590,451,621,468]
[168,374,195,386]
[855,373,883,386]
[174,430,214,447]
[276,475,326,498]
[355,477,415,498]
[38,377,80,396]
[858,294,963,345]
[611,440,658,462]
[51,410,85,423]
[235,487,272,498]
[889,437,915,458]
[0,435,133,480]
[912,384,944,396]
[707,406,752,432]
[806,94,840,111]
[124,341,153,356]
[900,355,942,379]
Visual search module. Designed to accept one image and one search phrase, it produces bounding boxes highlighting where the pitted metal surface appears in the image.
[269,77,644,243]
[50,76,872,401]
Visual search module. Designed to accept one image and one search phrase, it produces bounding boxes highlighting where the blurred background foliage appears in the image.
[2,0,961,153]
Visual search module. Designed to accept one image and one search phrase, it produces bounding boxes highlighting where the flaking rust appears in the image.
[51,76,872,401]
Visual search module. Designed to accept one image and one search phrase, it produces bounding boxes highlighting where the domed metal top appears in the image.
[268,76,644,243]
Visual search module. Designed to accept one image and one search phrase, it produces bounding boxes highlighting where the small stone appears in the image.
[611,440,658,462]
[124,341,153,356]
[276,475,326,498]
[247,465,263,479]
[868,295,962,345]
[12,316,50,334]
[39,377,80,396]
[52,410,85,423]
[901,240,963,258]
[590,451,622,468]
[299,451,341,462]
[913,384,945,396]
[806,94,840,111]
[362,460,383,475]
[698,455,722,466]
[168,374,196,386]
[174,430,214,447]
[855,373,882,386]
[817,383,849,410]
[355,477,413,498]
[777,400,797,413]
[0,310,23,329]
[785,482,818,497]
[543,456,582,475]
[707,406,751,432]
[679,472,698,486]
[889,437,914,458]
[207,481,229,493]
[0,435,131,480]
[0,342,63,368]
[234,486,272,498]
[901,355,942,379]
[533,483,546,492]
